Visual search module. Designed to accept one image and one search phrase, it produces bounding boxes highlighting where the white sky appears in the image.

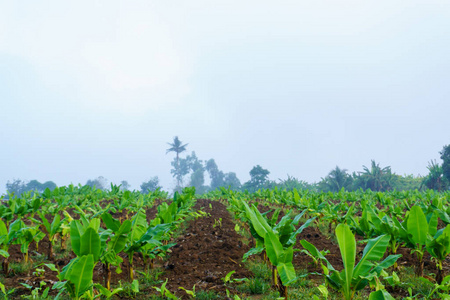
[1,1,449,193]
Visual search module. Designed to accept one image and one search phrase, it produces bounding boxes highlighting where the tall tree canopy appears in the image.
[440,144,450,184]
[166,136,188,188]
[319,166,353,192]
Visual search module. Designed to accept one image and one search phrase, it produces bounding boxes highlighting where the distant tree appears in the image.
[390,174,423,191]
[85,176,108,190]
[184,152,207,193]
[277,175,315,191]
[206,159,225,190]
[140,177,161,194]
[26,180,57,193]
[422,160,448,191]
[223,172,241,190]
[6,179,27,195]
[243,165,270,192]
[120,180,131,191]
[353,160,393,191]
[166,136,188,188]
[319,166,353,192]
[170,156,190,190]
[6,179,57,195]
[440,144,450,185]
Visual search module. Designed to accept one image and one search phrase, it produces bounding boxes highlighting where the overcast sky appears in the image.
[1,1,449,194]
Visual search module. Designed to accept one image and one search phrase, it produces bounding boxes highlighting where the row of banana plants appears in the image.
[217,188,450,279]
[226,197,401,299]
[0,186,196,299]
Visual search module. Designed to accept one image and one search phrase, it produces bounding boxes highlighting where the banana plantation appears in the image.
[1,186,450,299]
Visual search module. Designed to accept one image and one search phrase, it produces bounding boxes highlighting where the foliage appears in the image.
[422,160,448,191]
[318,166,353,192]
[6,179,57,196]
[243,165,270,192]
[324,224,401,300]
[140,177,162,194]
[441,144,450,184]
[85,176,108,191]
[167,136,189,189]
[352,161,393,191]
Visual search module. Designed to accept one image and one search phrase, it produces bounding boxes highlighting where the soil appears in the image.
[162,199,252,298]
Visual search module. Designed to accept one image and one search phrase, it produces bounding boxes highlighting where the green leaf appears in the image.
[70,220,83,256]
[264,231,284,266]
[368,289,395,300]
[407,206,428,245]
[0,249,9,258]
[243,246,264,261]
[353,235,390,279]
[80,227,101,261]
[335,224,355,300]
[277,262,297,286]
[102,214,120,232]
[428,212,438,238]
[68,255,95,298]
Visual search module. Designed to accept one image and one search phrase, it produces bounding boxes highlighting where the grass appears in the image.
[137,267,164,286]
[196,290,223,300]
[9,261,33,275]
[393,266,435,298]
[236,277,271,295]
[245,259,271,281]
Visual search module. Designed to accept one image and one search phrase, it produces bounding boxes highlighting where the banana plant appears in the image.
[323,224,401,300]
[39,212,63,260]
[404,206,437,276]
[13,222,45,263]
[100,213,132,290]
[0,219,21,275]
[57,218,101,300]
[426,224,450,284]
[264,230,297,298]
[123,209,172,281]
[299,239,329,268]
[240,201,314,298]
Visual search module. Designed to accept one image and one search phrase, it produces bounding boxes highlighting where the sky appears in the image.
[1,0,449,194]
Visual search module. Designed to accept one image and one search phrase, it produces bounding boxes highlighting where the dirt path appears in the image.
[163,199,252,297]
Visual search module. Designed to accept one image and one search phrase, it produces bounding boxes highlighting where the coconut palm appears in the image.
[321,166,352,192]
[359,160,392,191]
[422,160,447,191]
[166,136,188,187]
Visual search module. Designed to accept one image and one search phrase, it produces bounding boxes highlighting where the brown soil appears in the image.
[162,199,252,298]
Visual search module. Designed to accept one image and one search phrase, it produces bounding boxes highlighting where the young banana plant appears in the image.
[241,201,314,298]
[426,224,450,284]
[0,219,21,275]
[100,213,132,290]
[13,221,45,263]
[323,224,401,300]
[123,209,172,281]
[38,212,63,260]
[404,206,437,276]
[58,218,102,300]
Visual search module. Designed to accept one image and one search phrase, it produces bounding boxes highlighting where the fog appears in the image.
[1,1,449,194]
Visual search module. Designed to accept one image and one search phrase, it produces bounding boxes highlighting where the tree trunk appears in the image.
[437,262,444,285]
[277,274,288,299]
[48,241,53,260]
[104,263,111,290]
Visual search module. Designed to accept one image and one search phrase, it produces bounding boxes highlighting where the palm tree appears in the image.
[422,160,446,191]
[166,136,188,187]
[325,166,352,192]
[360,160,392,191]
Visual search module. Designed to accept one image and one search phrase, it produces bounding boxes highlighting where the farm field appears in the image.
[1,186,450,299]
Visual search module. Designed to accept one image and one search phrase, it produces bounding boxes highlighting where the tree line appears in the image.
[4,139,449,196]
